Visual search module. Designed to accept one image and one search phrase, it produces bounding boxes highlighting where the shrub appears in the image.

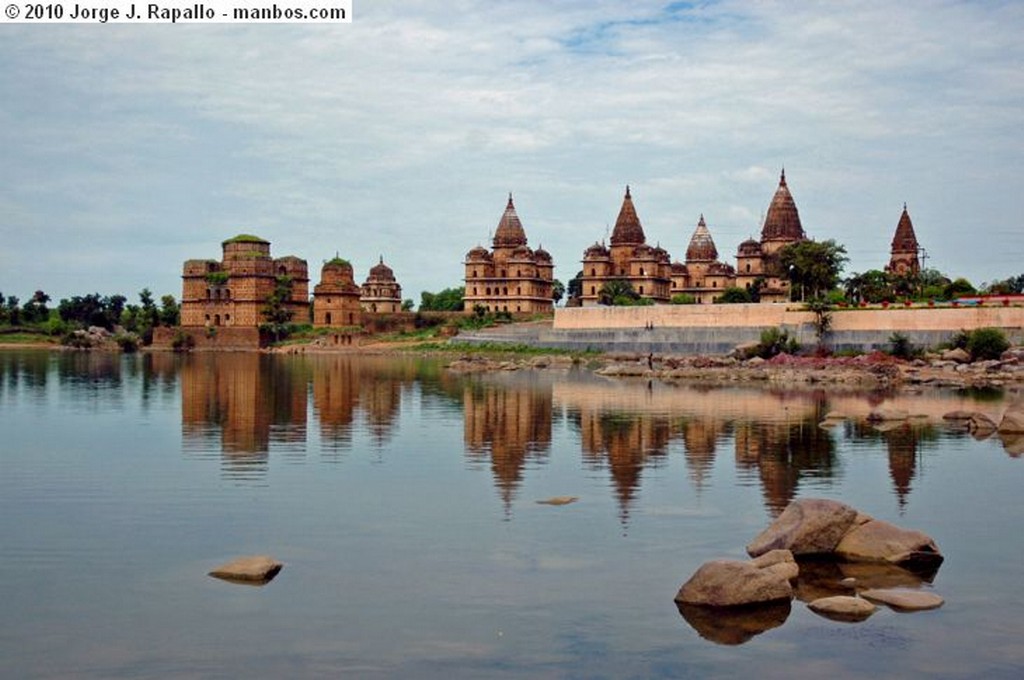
[888,332,918,359]
[966,327,1010,361]
[670,293,696,305]
[60,331,93,349]
[114,333,139,353]
[171,330,195,352]
[756,327,800,359]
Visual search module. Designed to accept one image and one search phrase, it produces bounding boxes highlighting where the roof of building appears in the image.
[737,238,762,256]
[368,255,395,280]
[222,233,269,245]
[584,241,610,259]
[493,194,528,248]
[685,214,719,262]
[891,204,920,253]
[761,170,806,242]
[610,186,646,246]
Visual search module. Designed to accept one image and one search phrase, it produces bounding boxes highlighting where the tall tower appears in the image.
[886,204,921,276]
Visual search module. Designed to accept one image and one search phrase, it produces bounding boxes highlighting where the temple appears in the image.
[885,204,921,276]
[463,194,555,315]
[180,234,309,328]
[312,257,362,327]
[579,186,672,305]
[670,215,736,304]
[360,256,403,313]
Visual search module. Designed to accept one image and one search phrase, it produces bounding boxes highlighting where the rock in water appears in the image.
[807,596,877,622]
[536,496,578,506]
[208,555,283,585]
[834,519,943,568]
[998,399,1024,434]
[859,588,944,612]
[675,559,794,607]
[747,498,860,557]
[676,600,791,645]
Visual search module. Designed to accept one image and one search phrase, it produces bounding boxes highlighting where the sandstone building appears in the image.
[463,194,555,315]
[360,256,403,313]
[181,234,309,328]
[580,187,672,306]
[885,204,921,276]
[670,215,736,304]
[313,257,362,327]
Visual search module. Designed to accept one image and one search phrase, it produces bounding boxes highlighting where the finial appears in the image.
[903,202,907,211]
[780,167,786,186]
[507,192,514,208]
[625,185,631,199]
[379,254,383,264]
[699,213,705,226]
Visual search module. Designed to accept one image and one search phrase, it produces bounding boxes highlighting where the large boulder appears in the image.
[675,556,795,607]
[998,399,1024,434]
[941,348,970,363]
[834,519,943,568]
[747,499,860,557]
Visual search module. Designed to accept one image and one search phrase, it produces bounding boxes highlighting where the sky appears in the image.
[1,1,1022,305]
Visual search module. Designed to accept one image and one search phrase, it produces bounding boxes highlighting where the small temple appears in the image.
[886,204,921,276]
[463,194,555,315]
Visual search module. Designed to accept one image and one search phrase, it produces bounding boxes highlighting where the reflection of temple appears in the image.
[463,379,552,512]
[181,354,307,480]
[572,409,671,522]
[309,356,408,452]
[681,417,726,491]
[734,417,836,516]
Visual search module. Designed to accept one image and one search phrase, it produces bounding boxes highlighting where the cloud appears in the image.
[1,1,1022,300]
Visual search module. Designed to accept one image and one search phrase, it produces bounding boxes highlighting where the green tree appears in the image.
[159,295,180,327]
[598,280,639,306]
[419,287,465,311]
[5,295,20,325]
[670,293,696,305]
[21,290,50,324]
[715,287,753,304]
[943,277,976,301]
[401,299,414,312]
[780,240,848,301]
[139,288,160,328]
[567,270,584,301]
[551,279,565,304]
[845,269,892,304]
[261,276,295,341]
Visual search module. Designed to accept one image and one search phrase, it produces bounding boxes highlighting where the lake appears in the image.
[1,350,1022,679]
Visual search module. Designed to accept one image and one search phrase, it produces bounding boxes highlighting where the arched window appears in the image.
[325,312,332,325]
[640,267,645,276]
[516,269,521,277]
[712,281,717,288]
[746,263,751,273]
[590,286,595,294]
[639,285,644,295]
[503,287,508,295]
[590,268,596,276]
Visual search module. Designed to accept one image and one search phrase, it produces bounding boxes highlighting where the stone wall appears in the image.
[151,326,262,350]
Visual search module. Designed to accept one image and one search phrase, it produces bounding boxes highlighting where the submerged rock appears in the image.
[536,496,579,506]
[867,408,909,422]
[998,399,1024,434]
[859,588,944,612]
[807,596,877,622]
[208,555,283,585]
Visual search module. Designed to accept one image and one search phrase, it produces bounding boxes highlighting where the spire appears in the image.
[761,170,804,242]
[686,214,719,262]
[610,185,645,246]
[891,204,919,252]
[493,193,527,248]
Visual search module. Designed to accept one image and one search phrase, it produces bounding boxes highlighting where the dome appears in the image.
[761,170,805,242]
[368,256,395,281]
[534,245,552,262]
[671,261,688,275]
[584,242,610,259]
[685,215,719,262]
[466,245,491,262]
[609,186,646,246]
[737,238,762,256]
[493,194,528,248]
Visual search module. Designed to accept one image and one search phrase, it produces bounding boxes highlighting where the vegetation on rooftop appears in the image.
[222,234,268,245]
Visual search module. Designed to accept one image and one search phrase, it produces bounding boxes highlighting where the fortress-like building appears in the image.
[181,234,309,328]
[463,194,555,315]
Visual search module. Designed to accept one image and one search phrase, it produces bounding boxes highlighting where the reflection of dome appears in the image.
[761,170,805,241]
[610,185,646,246]
[686,215,719,262]
[493,194,527,248]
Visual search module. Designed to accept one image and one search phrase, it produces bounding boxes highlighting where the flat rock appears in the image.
[835,519,943,567]
[941,348,970,363]
[859,588,944,611]
[536,496,579,506]
[675,559,793,607]
[747,498,860,557]
[807,596,877,622]
[867,408,908,422]
[208,555,283,584]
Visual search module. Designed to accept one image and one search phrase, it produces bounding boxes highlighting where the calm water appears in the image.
[1,350,1022,679]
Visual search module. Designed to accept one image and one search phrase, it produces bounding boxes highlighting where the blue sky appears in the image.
[1,1,1022,303]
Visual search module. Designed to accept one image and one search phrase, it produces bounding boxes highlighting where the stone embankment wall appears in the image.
[151,326,261,350]
[456,304,1024,354]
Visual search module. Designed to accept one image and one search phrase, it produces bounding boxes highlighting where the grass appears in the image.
[0,332,59,345]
